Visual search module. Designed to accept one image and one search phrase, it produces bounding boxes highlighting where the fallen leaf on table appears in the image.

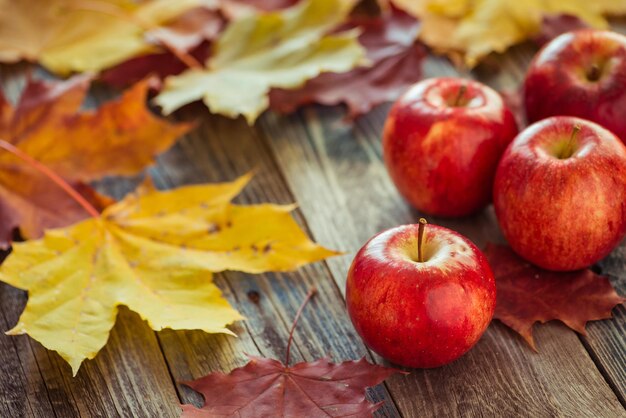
[533,14,589,46]
[485,244,625,350]
[0,0,200,74]
[269,6,425,118]
[393,0,625,67]
[154,0,367,124]
[101,6,223,87]
[182,289,404,418]
[219,0,300,20]
[0,76,190,246]
[1,175,339,375]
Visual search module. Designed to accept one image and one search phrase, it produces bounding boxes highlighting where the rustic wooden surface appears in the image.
[1,39,625,418]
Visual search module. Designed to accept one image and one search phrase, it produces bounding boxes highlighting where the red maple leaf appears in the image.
[533,14,589,46]
[485,244,625,350]
[269,6,426,119]
[181,289,405,418]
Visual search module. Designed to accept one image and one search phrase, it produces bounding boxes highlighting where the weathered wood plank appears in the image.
[143,112,402,417]
[591,242,626,406]
[257,51,625,416]
[0,284,53,418]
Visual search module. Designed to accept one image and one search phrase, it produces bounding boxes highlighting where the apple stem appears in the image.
[453,85,467,107]
[587,64,601,81]
[284,287,317,367]
[0,139,100,218]
[418,218,427,263]
[560,124,581,159]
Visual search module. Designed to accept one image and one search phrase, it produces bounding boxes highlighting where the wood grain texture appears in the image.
[591,241,626,407]
[257,52,626,417]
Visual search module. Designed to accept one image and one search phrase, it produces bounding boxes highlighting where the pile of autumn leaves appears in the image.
[0,75,340,375]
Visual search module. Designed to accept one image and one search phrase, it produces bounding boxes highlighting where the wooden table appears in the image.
[1,39,625,418]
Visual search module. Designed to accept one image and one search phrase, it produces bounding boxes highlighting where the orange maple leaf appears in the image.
[0,76,190,247]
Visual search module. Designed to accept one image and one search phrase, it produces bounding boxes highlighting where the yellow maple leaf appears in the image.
[394,0,626,67]
[154,0,367,124]
[0,175,338,375]
[0,0,199,74]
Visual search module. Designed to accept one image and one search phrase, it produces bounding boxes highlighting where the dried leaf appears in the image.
[101,6,223,87]
[0,0,200,74]
[1,175,339,374]
[181,290,403,418]
[145,6,223,53]
[533,14,589,46]
[394,0,624,67]
[100,0,303,88]
[269,6,425,118]
[154,0,366,123]
[485,244,625,350]
[0,76,190,246]
[182,357,401,417]
[100,43,213,88]
[219,0,300,20]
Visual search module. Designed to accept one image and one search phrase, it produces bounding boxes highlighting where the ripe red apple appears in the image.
[494,116,626,271]
[383,77,518,217]
[346,220,496,368]
[524,30,626,143]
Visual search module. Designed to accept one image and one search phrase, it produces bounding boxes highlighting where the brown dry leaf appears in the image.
[0,0,200,74]
[1,176,339,374]
[269,6,425,118]
[393,0,626,67]
[0,76,190,246]
[485,244,625,350]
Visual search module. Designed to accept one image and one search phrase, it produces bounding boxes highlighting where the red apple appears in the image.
[383,77,518,217]
[524,29,626,143]
[494,116,626,271]
[346,221,496,368]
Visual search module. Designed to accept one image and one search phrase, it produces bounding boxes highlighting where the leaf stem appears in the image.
[285,287,317,367]
[418,218,427,263]
[157,38,203,69]
[0,140,100,218]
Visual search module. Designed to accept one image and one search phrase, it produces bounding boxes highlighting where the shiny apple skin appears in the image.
[524,30,626,143]
[494,117,626,271]
[383,77,518,217]
[346,224,496,368]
